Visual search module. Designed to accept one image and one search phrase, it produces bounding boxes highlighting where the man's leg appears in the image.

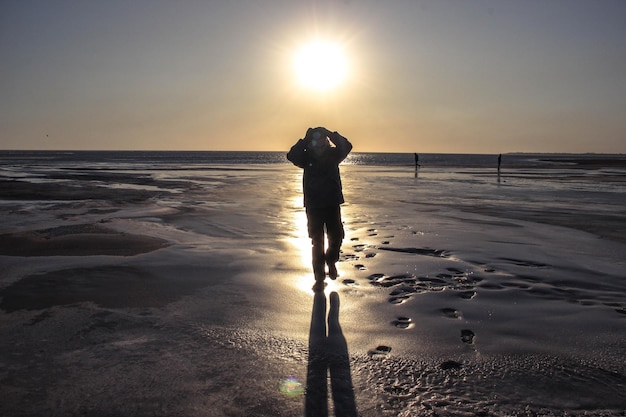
[306,207,326,282]
[325,206,344,279]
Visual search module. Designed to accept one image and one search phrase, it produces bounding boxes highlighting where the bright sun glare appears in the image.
[293,40,348,92]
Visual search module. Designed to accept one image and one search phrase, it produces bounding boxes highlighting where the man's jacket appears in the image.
[287,132,352,208]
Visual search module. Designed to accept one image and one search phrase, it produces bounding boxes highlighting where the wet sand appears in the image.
[1,163,625,416]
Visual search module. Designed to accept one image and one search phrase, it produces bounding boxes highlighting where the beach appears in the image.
[1,152,625,416]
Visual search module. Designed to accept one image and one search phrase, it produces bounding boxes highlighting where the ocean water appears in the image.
[3,149,625,168]
[1,151,626,416]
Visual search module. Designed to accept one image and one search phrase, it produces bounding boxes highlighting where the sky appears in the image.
[1,0,625,153]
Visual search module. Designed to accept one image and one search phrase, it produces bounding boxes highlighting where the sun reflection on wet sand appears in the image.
[289,195,346,294]
[291,200,310,264]
[294,274,342,294]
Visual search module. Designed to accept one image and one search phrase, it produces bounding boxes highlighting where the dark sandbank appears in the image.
[467,206,626,244]
[0,178,164,202]
[539,155,626,169]
[0,265,209,312]
[0,223,169,257]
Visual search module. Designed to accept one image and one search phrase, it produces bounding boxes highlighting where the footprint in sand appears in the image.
[389,295,411,305]
[392,317,413,329]
[461,329,475,344]
[341,253,360,262]
[368,345,392,358]
[389,285,418,297]
[458,290,476,299]
[441,308,461,319]
[367,273,385,281]
[350,237,359,241]
[389,284,420,304]
[342,279,358,287]
[354,264,367,271]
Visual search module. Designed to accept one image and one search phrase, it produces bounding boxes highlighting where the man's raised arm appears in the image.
[328,131,352,161]
[287,138,308,168]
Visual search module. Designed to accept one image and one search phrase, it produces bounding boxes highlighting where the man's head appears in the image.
[305,127,330,154]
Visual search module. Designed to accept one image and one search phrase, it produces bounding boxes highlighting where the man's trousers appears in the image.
[306,205,344,281]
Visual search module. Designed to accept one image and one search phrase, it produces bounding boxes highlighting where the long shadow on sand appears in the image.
[306,290,358,417]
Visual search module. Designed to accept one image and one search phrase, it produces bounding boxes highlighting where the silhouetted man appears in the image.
[287,127,352,287]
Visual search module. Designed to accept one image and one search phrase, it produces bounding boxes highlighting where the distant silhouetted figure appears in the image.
[287,127,352,286]
[497,153,502,182]
[414,153,420,178]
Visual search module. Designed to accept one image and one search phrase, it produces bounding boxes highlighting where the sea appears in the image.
[2,149,625,168]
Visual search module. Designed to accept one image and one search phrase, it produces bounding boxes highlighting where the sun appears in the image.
[293,39,348,92]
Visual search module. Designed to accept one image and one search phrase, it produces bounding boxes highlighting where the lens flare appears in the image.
[279,376,304,397]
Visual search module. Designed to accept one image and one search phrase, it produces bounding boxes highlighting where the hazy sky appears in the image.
[2,0,625,153]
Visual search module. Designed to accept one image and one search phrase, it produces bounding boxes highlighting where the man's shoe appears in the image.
[328,263,338,280]
[312,280,326,292]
